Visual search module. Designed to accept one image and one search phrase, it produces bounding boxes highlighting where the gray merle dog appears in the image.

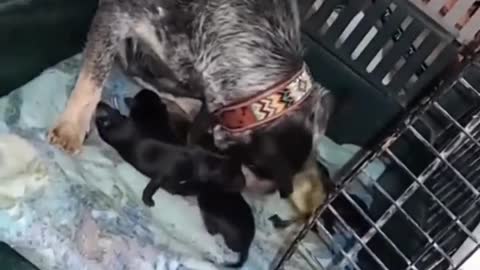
[47,0,334,197]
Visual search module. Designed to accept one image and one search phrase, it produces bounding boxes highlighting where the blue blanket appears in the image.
[0,55,385,270]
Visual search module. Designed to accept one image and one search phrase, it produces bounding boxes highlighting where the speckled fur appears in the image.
[112,0,330,134]
[114,0,305,107]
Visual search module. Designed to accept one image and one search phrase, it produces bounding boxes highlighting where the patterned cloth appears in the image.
[0,55,385,270]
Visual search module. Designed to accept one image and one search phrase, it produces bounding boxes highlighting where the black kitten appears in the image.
[198,185,255,268]
[95,101,245,206]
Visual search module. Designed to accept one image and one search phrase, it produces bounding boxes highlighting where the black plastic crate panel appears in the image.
[302,0,458,107]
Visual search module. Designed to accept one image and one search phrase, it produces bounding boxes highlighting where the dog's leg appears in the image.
[48,6,130,154]
[142,178,163,207]
[199,210,219,235]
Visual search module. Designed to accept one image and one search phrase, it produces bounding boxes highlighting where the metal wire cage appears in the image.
[272,0,480,269]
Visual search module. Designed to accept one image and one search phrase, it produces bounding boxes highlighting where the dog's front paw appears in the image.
[48,121,86,155]
[142,193,155,207]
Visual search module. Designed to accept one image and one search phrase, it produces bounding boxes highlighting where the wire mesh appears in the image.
[273,1,480,269]
[273,62,480,270]
[274,61,480,270]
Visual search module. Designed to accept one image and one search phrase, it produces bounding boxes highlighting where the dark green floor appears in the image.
[0,243,39,270]
[0,1,97,269]
[0,0,97,95]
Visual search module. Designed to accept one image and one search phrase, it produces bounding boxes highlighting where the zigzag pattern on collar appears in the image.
[216,64,314,132]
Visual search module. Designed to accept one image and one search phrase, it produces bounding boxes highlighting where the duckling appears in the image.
[269,156,330,229]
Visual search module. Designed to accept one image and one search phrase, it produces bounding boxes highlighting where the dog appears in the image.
[95,100,245,205]
[197,185,255,268]
[47,0,334,199]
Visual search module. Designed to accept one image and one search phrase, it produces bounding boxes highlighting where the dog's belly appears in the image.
[118,18,197,95]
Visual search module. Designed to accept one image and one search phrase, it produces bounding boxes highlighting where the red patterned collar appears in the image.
[214,64,314,133]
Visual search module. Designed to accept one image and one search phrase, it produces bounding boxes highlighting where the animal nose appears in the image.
[96,102,118,121]
[95,102,112,118]
[95,103,115,127]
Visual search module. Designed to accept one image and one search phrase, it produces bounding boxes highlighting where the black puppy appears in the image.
[95,97,245,206]
[123,89,188,144]
[197,185,255,268]
[120,90,255,268]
